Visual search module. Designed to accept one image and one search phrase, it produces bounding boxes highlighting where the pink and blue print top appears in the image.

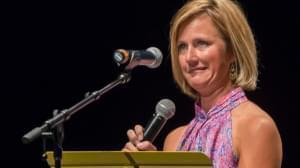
[177,87,247,168]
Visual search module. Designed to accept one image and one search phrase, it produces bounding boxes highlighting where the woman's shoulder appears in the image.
[231,100,282,165]
[232,100,279,136]
[232,100,275,126]
[163,125,187,151]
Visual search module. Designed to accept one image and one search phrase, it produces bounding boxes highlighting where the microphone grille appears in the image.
[146,47,163,69]
[155,99,176,119]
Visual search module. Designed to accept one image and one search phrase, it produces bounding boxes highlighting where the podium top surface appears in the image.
[46,151,212,166]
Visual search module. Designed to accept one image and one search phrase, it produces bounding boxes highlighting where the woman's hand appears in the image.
[122,124,157,151]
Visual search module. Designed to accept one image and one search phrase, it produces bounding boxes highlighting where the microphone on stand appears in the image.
[113,47,163,70]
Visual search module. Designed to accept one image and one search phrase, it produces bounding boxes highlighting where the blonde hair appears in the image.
[170,0,257,99]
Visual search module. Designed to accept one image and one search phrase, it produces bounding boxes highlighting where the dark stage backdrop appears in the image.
[3,1,298,167]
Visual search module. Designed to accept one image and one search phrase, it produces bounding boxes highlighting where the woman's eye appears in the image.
[196,40,209,48]
[177,43,187,54]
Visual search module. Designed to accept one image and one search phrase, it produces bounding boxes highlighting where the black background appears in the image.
[3,1,299,167]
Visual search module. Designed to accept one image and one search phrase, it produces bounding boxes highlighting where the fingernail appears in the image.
[137,143,143,148]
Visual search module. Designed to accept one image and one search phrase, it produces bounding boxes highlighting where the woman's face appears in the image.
[177,14,233,96]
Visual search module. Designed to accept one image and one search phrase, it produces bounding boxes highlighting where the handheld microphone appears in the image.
[113,47,163,70]
[143,99,176,142]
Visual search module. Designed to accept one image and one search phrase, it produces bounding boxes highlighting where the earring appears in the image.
[230,62,237,82]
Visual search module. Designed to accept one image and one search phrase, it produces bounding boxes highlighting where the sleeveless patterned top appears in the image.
[177,87,247,168]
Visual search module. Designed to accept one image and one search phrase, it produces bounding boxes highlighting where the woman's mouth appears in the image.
[188,66,208,73]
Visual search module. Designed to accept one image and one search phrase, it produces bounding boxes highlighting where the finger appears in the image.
[122,142,139,151]
[134,125,144,141]
[136,141,157,151]
[127,129,139,145]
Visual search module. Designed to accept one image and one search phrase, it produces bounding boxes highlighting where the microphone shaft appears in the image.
[143,113,167,142]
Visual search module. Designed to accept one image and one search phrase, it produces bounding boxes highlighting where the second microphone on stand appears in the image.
[113,47,163,70]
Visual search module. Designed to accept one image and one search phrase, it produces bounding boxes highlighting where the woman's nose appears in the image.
[185,47,198,66]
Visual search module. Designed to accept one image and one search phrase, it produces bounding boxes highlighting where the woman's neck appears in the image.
[199,82,234,112]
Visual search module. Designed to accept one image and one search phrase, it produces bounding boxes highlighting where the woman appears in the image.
[123,0,282,167]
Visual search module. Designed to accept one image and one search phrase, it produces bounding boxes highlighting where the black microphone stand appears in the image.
[22,72,131,168]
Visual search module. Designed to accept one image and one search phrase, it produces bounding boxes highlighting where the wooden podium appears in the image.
[46,151,212,168]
